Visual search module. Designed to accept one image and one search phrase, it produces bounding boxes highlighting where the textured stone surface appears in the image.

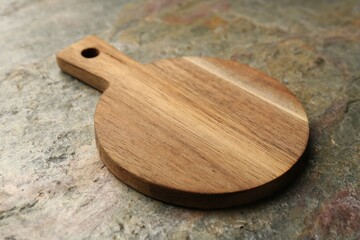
[1,0,360,239]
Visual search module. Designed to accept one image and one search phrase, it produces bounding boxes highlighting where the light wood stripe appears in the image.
[184,57,308,122]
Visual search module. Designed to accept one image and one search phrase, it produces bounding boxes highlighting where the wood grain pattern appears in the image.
[56,36,309,208]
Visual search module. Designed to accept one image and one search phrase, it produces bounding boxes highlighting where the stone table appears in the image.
[1,0,359,239]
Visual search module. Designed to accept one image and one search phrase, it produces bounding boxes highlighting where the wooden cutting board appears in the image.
[56,36,309,208]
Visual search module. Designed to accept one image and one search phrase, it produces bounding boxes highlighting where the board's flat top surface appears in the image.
[95,56,309,194]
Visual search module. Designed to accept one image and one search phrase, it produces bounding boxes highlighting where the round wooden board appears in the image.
[57,36,309,208]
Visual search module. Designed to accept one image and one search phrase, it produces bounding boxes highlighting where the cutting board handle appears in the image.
[56,35,140,92]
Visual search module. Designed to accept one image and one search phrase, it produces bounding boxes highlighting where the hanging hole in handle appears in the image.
[81,48,100,58]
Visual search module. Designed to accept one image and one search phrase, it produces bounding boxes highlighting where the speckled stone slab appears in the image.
[0,0,359,239]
